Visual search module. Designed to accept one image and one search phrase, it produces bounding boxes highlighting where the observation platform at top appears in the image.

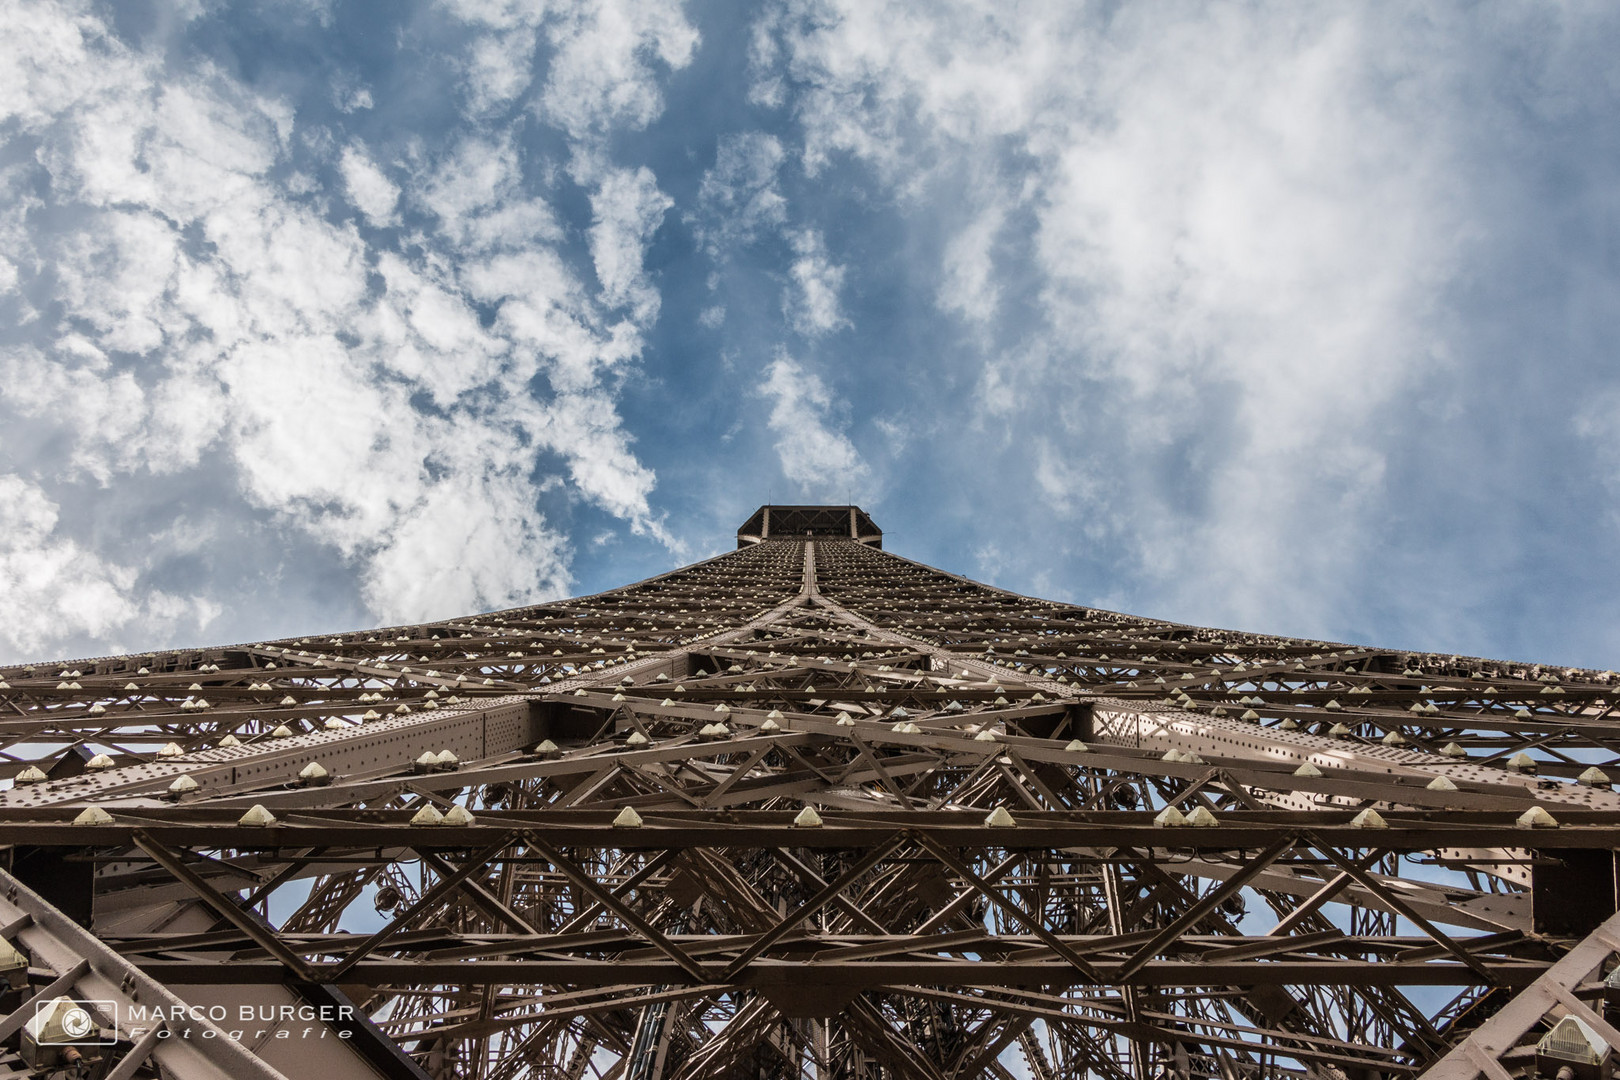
[737,504,882,548]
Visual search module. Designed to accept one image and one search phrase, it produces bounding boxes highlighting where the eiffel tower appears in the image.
[0,505,1615,1080]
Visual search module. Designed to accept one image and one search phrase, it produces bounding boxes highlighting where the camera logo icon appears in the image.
[25,997,117,1048]
[58,1005,93,1041]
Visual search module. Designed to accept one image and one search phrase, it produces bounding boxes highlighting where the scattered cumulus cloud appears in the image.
[937,204,1005,325]
[331,74,373,113]
[783,229,847,336]
[0,473,214,657]
[752,0,1477,636]
[339,144,400,226]
[695,131,788,252]
[588,165,674,326]
[0,0,691,660]
[759,352,868,497]
[462,24,540,114]
[537,0,701,140]
[442,0,700,137]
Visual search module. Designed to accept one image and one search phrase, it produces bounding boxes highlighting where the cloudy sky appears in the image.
[3,0,1619,670]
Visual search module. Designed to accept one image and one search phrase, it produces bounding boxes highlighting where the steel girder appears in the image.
[0,510,1614,1078]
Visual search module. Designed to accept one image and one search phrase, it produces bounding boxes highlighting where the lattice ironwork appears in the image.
[0,507,1615,1078]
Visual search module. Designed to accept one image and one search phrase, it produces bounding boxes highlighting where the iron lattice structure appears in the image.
[0,506,1616,1080]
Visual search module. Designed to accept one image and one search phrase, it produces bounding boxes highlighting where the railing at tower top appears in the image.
[736,504,883,548]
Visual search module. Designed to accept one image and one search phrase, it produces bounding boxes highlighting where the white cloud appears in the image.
[759,0,1472,635]
[440,0,699,137]
[0,2,145,131]
[784,229,847,336]
[413,134,563,254]
[532,390,669,544]
[51,210,182,354]
[0,472,213,657]
[465,26,539,114]
[1031,439,1108,524]
[364,251,505,404]
[0,0,686,660]
[361,475,572,624]
[537,0,700,139]
[217,336,428,553]
[331,73,373,113]
[746,11,787,109]
[0,473,134,648]
[938,202,1004,324]
[339,144,400,226]
[695,131,856,343]
[339,87,372,111]
[696,131,788,251]
[0,345,220,483]
[759,352,868,496]
[588,165,672,326]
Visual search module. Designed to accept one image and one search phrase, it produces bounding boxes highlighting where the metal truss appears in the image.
[0,506,1615,1078]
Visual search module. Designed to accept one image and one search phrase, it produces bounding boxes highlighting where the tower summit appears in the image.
[0,506,1611,1078]
[736,503,882,546]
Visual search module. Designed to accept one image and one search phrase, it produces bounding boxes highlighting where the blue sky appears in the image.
[4,0,1620,670]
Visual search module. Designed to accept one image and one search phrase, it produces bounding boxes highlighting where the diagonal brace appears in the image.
[1266,850,1383,938]
[1313,836,1498,985]
[133,833,316,982]
[1115,835,1298,980]
[328,835,516,981]
[527,834,710,983]
[721,832,911,981]
[911,832,1104,983]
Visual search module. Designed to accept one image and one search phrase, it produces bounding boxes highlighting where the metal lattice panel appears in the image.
[0,509,1614,1079]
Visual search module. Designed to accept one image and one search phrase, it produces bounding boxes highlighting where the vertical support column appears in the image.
[848,506,856,539]
[762,506,770,539]
[624,999,670,1080]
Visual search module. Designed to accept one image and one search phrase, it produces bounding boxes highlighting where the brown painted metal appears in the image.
[0,506,1615,1077]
